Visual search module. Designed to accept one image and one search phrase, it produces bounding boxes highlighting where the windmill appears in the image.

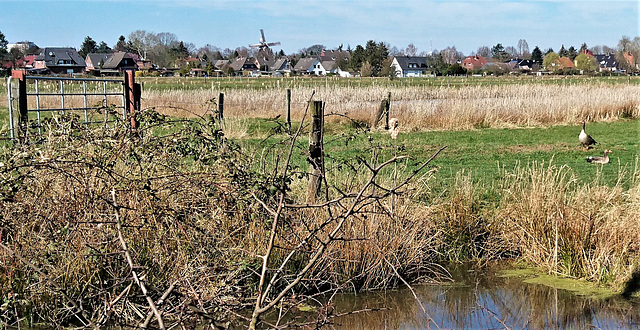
[249,29,281,51]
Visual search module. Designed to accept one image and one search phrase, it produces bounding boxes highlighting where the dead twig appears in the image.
[111,188,165,329]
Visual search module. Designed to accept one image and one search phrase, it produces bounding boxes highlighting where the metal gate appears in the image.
[6,70,139,141]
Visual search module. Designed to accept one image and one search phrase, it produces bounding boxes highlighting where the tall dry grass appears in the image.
[141,83,640,131]
[494,160,640,285]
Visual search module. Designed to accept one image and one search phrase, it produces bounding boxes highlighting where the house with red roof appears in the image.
[461,55,488,72]
[558,57,574,69]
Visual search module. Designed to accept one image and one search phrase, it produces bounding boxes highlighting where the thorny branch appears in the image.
[110,189,164,329]
[248,115,447,328]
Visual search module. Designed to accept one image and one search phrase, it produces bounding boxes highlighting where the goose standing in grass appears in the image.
[579,121,597,150]
[389,117,399,139]
[586,149,612,164]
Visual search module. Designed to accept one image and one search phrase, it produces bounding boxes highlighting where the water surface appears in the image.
[327,265,640,329]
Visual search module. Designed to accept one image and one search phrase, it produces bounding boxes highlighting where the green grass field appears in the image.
[235,118,640,192]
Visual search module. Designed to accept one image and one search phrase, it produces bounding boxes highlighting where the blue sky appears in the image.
[1,0,638,56]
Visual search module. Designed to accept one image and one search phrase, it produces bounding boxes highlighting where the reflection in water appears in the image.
[329,265,640,329]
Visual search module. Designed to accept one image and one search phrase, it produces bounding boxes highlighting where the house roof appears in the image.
[594,54,617,68]
[558,57,574,68]
[271,58,289,71]
[23,54,36,66]
[37,47,86,67]
[229,57,258,71]
[137,59,155,71]
[102,52,136,69]
[319,50,350,62]
[321,60,337,71]
[294,58,316,71]
[213,59,230,69]
[393,56,429,70]
[623,52,634,67]
[462,55,488,70]
[256,56,275,68]
[481,62,511,71]
[230,57,247,71]
[86,53,111,69]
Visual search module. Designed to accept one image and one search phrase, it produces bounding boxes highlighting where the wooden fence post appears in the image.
[384,92,391,130]
[11,70,28,142]
[286,88,291,134]
[124,70,139,130]
[218,92,224,130]
[306,100,324,204]
[373,92,391,129]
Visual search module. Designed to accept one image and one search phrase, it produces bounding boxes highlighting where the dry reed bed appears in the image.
[141,83,640,130]
[437,162,640,286]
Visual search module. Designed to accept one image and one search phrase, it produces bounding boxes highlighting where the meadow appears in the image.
[0,75,639,328]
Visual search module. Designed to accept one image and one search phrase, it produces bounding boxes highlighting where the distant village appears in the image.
[1,36,636,79]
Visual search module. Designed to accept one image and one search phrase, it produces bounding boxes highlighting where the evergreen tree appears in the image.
[531,46,543,63]
[114,35,127,52]
[205,60,215,76]
[579,43,589,54]
[172,41,189,59]
[567,46,578,61]
[96,41,111,53]
[371,41,389,76]
[349,45,365,71]
[426,52,447,76]
[491,43,509,61]
[0,30,7,59]
[360,40,389,76]
[79,36,97,57]
[558,45,568,57]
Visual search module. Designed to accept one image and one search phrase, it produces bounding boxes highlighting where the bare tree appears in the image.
[156,32,178,48]
[198,44,223,60]
[388,45,402,56]
[441,46,462,65]
[505,46,518,59]
[128,30,157,59]
[476,45,490,58]
[618,35,632,52]
[591,45,603,55]
[517,39,530,58]
[405,43,418,56]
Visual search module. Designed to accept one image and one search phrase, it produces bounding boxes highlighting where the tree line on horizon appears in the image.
[1,29,639,76]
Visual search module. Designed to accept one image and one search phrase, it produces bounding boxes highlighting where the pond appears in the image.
[315,264,640,329]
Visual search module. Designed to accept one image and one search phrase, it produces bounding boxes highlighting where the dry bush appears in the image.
[0,112,272,327]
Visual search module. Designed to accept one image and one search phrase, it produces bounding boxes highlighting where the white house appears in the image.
[391,56,432,77]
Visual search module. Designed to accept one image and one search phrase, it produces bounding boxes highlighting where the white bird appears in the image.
[586,149,612,164]
[579,121,597,150]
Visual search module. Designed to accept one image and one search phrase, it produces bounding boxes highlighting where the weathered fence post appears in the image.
[286,88,291,133]
[218,92,225,130]
[12,70,28,142]
[123,70,140,130]
[373,92,391,129]
[384,92,392,130]
[306,100,324,204]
